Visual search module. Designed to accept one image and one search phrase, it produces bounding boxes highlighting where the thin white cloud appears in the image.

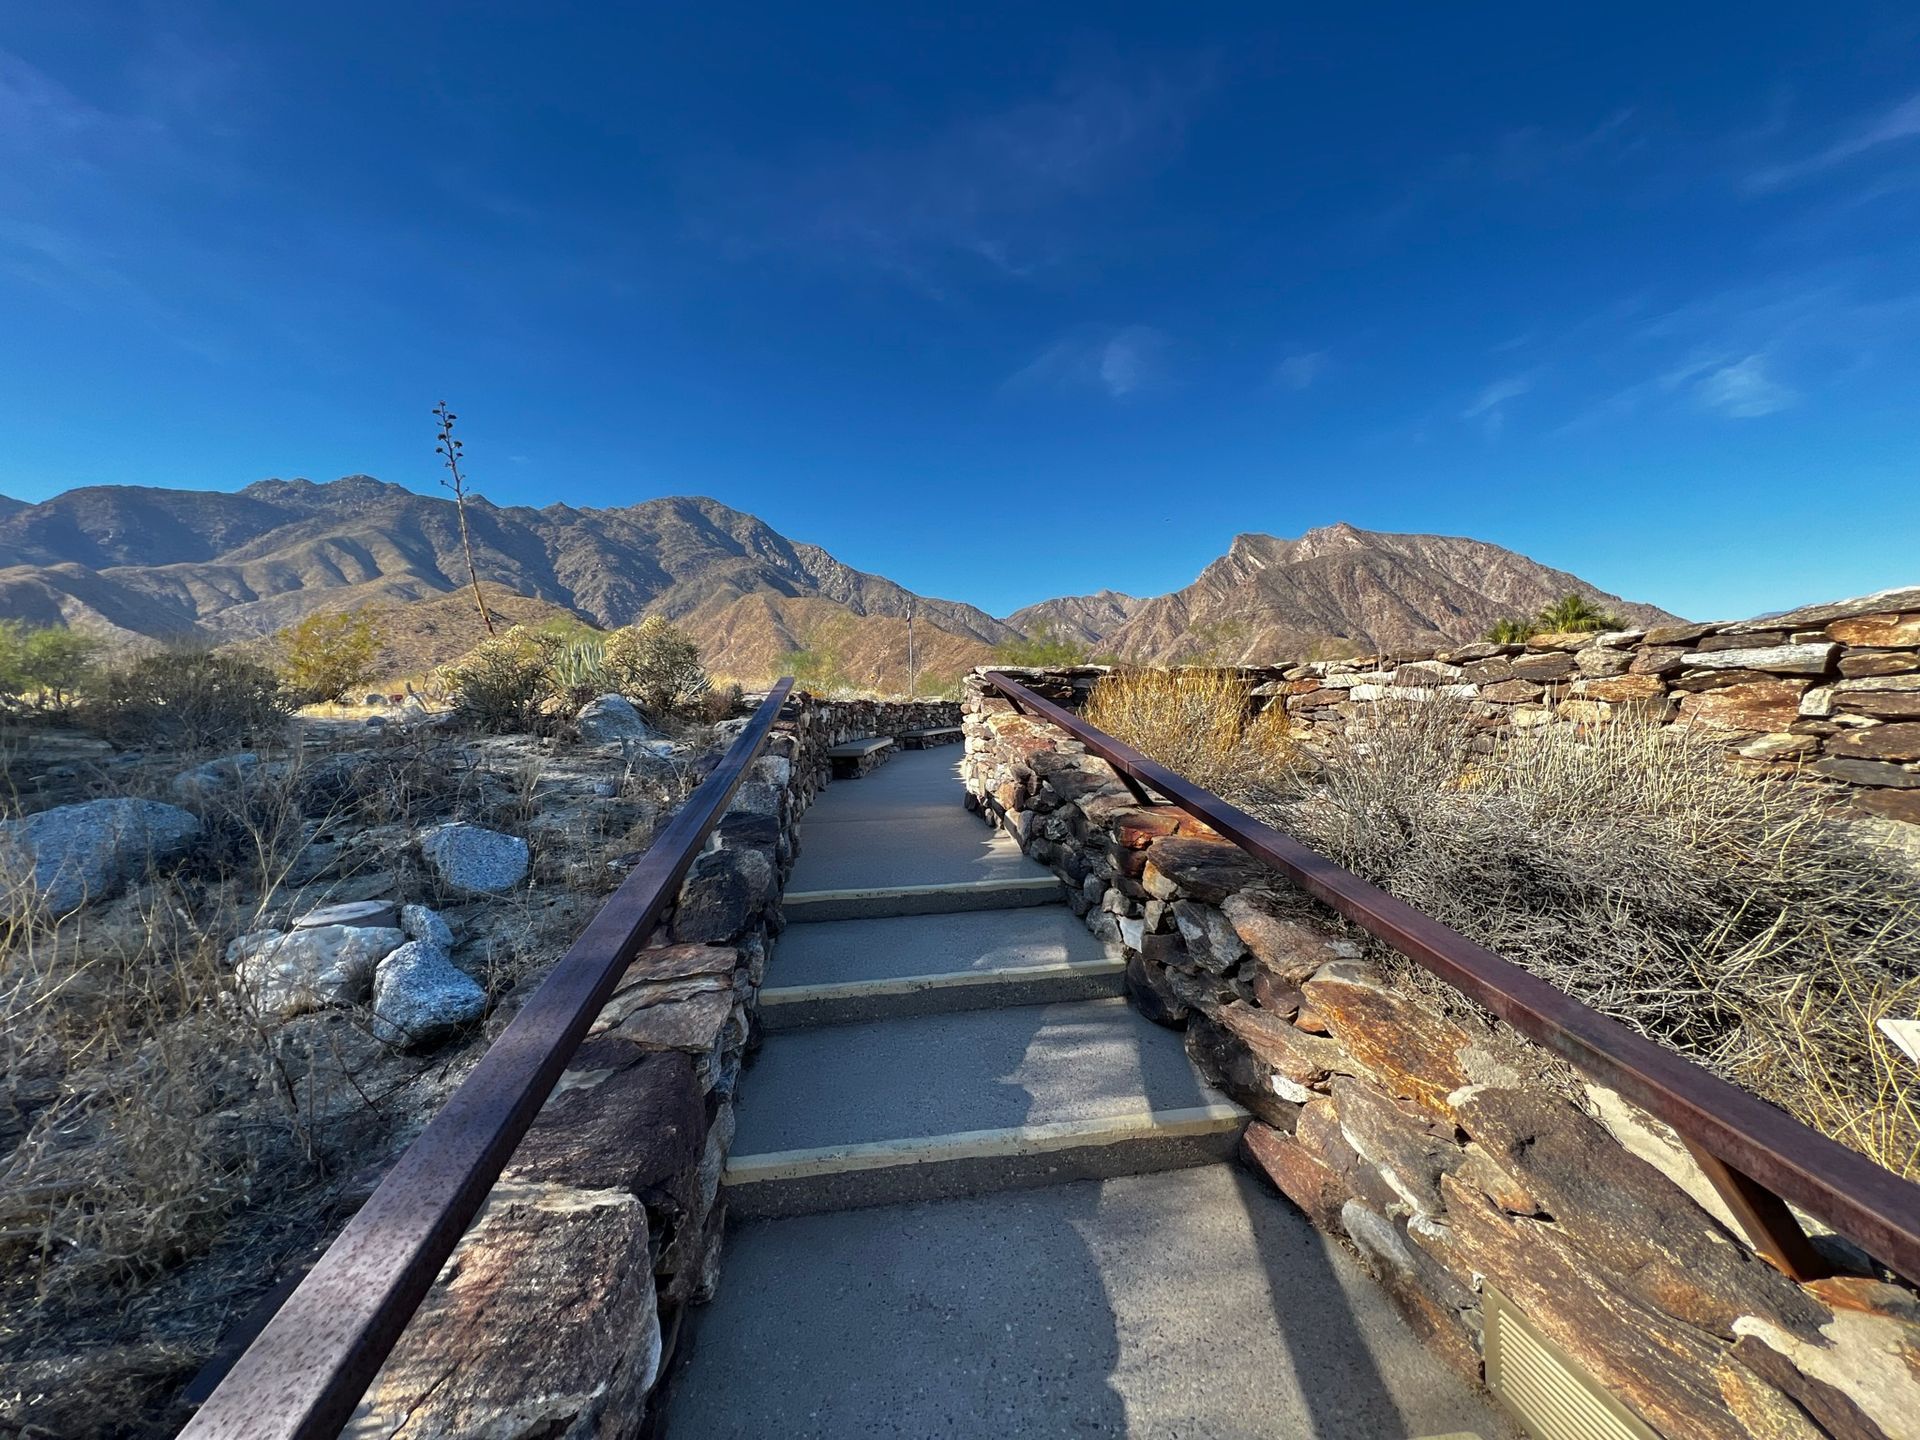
[1004,325,1169,399]
[1460,374,1532,436]
[689,57,1213,286]
[1746,91,1920,191]
[1689,354,1797,418]
[1273,350,1328,391]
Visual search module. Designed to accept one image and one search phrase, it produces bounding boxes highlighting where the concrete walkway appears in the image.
[668,748,1514,1439]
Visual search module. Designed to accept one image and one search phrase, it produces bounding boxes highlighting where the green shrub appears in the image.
[606,616,709,716]
[437,628,553,732]
[273,611,382,704]
[86,647,292,747]
[0,621,103,713]
[1484,593,1624,643]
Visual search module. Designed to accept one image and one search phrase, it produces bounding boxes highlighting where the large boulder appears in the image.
[0,797,202,914]
[229,924,405,1020]
[419,823,530,895]
[371,941,488,1048]
[576,694,661,743]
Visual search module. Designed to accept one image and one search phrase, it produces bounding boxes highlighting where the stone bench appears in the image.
[897,726,963,750]
[826,736,895,779]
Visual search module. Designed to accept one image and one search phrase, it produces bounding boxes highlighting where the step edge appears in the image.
[725,1102,1249,1185]
[784,876,1063,904]
[759,958,1126,1006]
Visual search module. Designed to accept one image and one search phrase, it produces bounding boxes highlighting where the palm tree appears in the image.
[1484,617,1534,644]
[1535,592,1622,634]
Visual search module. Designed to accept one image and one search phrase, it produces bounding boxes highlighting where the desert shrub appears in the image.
[1082,667,1295,795]
[85,647,291,748]
[1256,702,1920,1178]
[993,624,1088,667]
[437,627,553,732]
[700,680,746,723]
[273,611,383,704]
[606,616,709,716]
[0,621,103,713]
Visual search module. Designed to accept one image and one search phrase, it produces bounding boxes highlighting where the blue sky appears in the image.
[3,4,1917,622]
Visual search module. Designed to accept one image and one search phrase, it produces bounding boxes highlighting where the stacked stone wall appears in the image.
[960,664,1920,1440]
[346,688,943,1436]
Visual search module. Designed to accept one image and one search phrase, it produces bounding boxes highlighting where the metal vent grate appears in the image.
[1484,1287,1659,1440]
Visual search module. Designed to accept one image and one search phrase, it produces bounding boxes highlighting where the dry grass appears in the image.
[1083,667,1296,796]
[1237,700,1920,1180]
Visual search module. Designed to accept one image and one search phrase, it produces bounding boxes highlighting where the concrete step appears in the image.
[762,906,1124,1026]
[727,997,1245,1216]
[785,748,1047,893]
[669,1167,1521,1439]
[782,875,1063,922]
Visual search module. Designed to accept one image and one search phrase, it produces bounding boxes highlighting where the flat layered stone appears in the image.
[1339,1201,1483,1381]
[1220,892,1345,984]
[1331,1076,1460,1219]
[1216,1002,1358,1087]
[1645,622,1720,646]
[1510,651,1575,681]
[1733,1276,1920,1440]
[1440,1175,1758,1440]
[1679,680,1809,732]
[1576,673,1668,703]
[1813,756,1920,788]
[507,1039,705,1206]
[1301,962,1472,1121]
[1725,585,1920,633]
[1241,1122,1349,1232]
[1138,836,1273,906]
[1680,643,1838,675]
[1827,723,1920,762]
[1827,612,1920,646]
[1630,646,1691,676]
[1839,651,1920,678]
[346,1182,661,1440]
[1451,1086,1828,1340]
[1479,678,1543,703]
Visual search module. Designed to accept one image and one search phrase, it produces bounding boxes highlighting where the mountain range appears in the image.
[0,477,1679,690]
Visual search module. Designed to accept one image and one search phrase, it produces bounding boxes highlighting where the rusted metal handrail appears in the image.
[983,670,1920,1284]
[180,679,796,1440]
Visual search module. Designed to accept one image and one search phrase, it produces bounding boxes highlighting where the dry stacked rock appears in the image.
[961,661,1920,1440]
[1267,585,1920,826]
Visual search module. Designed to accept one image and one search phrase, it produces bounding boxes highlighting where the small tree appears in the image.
[275,611,383,704]
[780,644,847,695]
[0,621,102,712]
[606,616,709,716]
[433,401,496,637]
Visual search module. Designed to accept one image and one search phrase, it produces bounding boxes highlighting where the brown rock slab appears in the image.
[1827,722,1920,762]
[1185,1015,1302,1129]
[590,987,734,1059]
[1826,612,1920,646]
[1511,651,1575,681]
[1450,1086,1828,1340]
[1813,756,1920,788]
[1216,1003,1354,1087]
[1138,836,1273,905]
[1857,788,1920,824]
[1221,892,1343,984]
[1124,950,1189,1026]
[347,1182,661,1440]
[1339,1200,1484,1382]
[1241,1122,1349,1233]
[1331,1076,1460,1219]
[1301,962,1473,1121]
[1630,645,1691,676]
[506,1039,705,1209]
[1440,1175,1753,1440]
[1838,651,1920,679]
[1728,1335,1886,1440]
[1645,622,1720,646]
[626,943,739,982]
[1578,673,1668,703]
[1479,678,1544,703]
[1679,679,1809,732]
